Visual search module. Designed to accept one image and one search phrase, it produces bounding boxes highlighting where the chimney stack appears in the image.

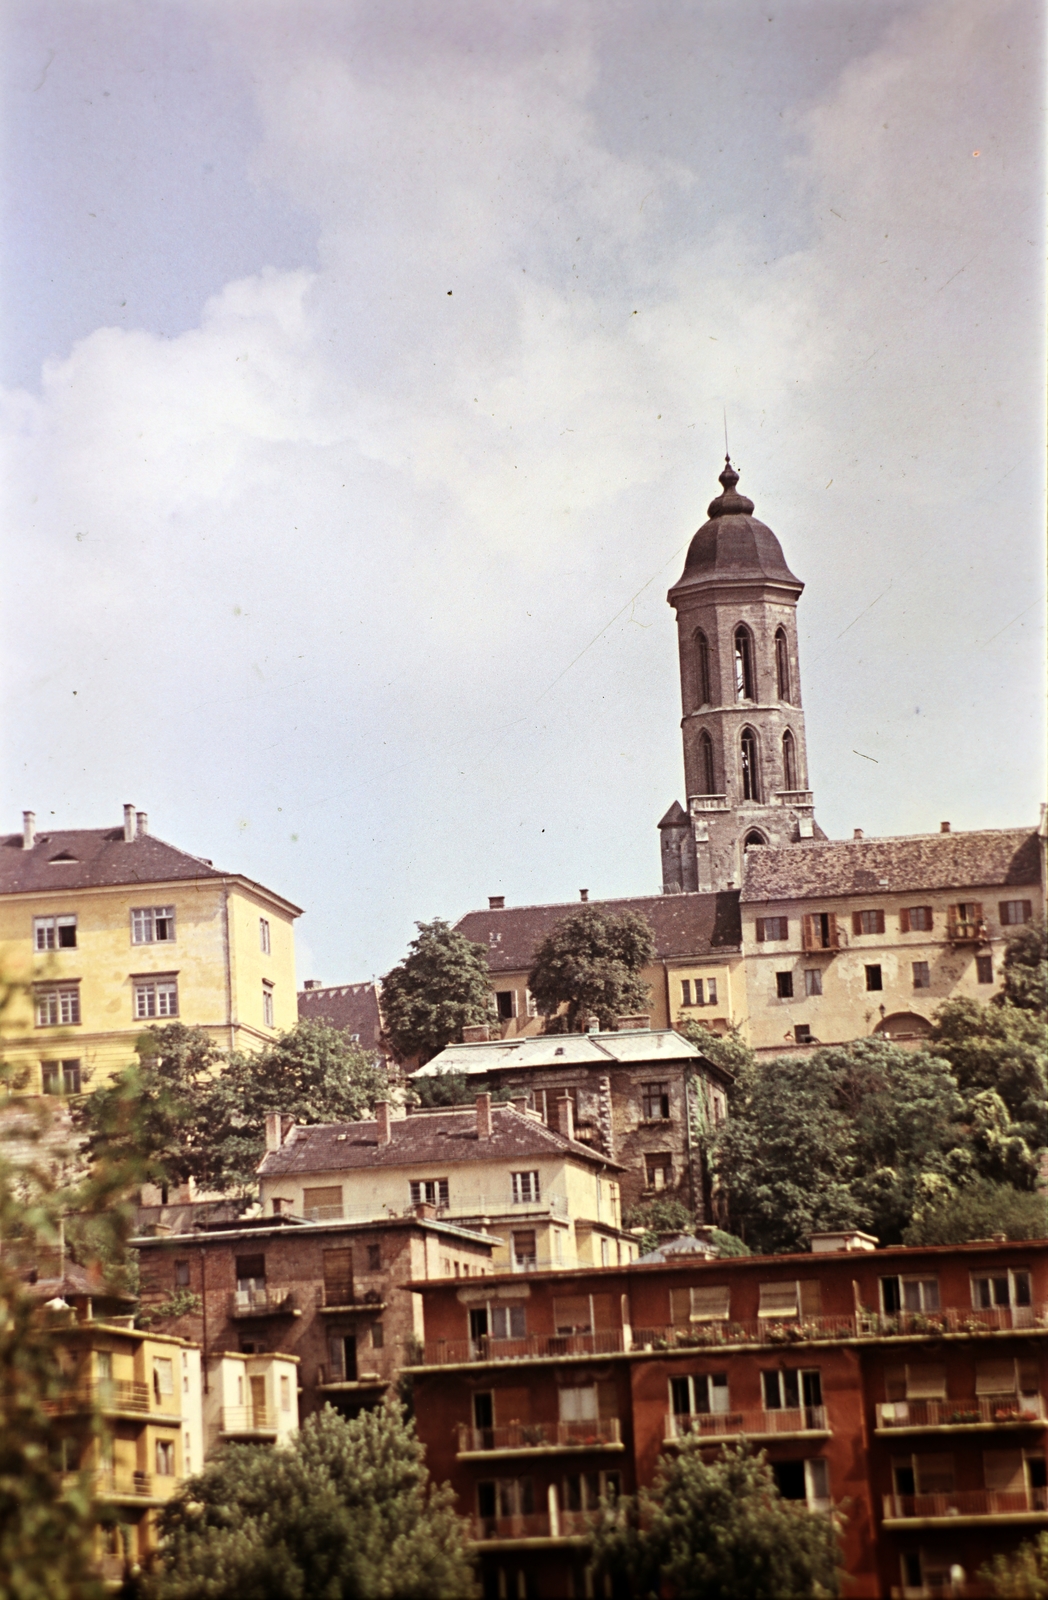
[22,811,35,850]
[476,1092,493,1140]
[511,1096,529,1117]
[264,1111,284,1152]
[940,821,951,834]
[579,889,589,902]
[376,1101,392,1145]
[488,895,505,910]
[557,1093,575,1141]
[123,804,136,843]
[136,811,149,837]
[853,828,864,840]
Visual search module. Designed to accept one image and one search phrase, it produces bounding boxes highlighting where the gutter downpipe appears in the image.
[199,1247,209,1393]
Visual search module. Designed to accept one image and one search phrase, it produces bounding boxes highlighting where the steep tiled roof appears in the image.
[454,892,741,975]
[741,828,1043,904]
[257,1104,622,1179]
[417,1029,704,1076]
[298,981,383,1049]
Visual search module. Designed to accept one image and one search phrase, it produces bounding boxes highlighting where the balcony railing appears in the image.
[947,920,989,946]
[883,1487,1048,1522]
[317,1284,386,1311]
[877,1395,1046,1431]
[419,1330,627,1367]
[229,1288,297,1317]
[472,1511,592,1542]
[689,795,730,813]
[66,1470,159,1500]
[219,1406,276,1435]
[774,789,814,807]
[50,1380,154,1415]
[665,1406,828,1442]
[457,1419,622,1454]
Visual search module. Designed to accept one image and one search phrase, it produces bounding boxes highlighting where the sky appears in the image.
[2,0,1044,987]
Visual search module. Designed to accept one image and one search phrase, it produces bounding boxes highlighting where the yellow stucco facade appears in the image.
[485,954,745,1042]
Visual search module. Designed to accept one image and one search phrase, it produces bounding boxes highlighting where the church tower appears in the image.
[658,458,817,893]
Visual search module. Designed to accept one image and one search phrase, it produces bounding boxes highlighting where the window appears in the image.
[912,961,930,989]
[756,916,789,942]
[410,1179,450,1208]
[865,965,883,992]
[33,915,77,951]
[303,1185,342,1219]
[782,729,797,789]
[236,1255,266,1292]
[322,1247,353,1303]
[881,1275,940,1314]
[133,978,178,1019]
[328,1332,358,1381]
[802,912,838,951]
[41,1059,81,1094]
[645,1153,673,1191]
[695,631,711,706]
[707,978,718,1005]
[853,909,885,935]
[900,906,933,932]
[476,1476,535,1528]
[512,1231,537,1269]
[366,1243,381,1273]
[1000,900,1033,926]
[174,1259,190,1287]
[469,1303,528,1344]
[734,626,755,700]
[976,955,994,984]
[744,830,766,848]
[155,1438,175,1476]
[496,990,517,1021]
[524,989,538,1017]
[262,982,274,1027]
[794,1025,812,1044]
[773,1458,830,1510]
[681,978,693,1006]
[36,987,80,1027]
[775,628,791,702]
[971,1270,1031,1310]
[697,730,716,794]
[776,971,794,999]
[280,1374,291,1411]
[259,917,271,954]
[804,969,822,997]
[671,1284,731,1324]
[131,906,175,944]
[762,1368,822,1412]
[511,1171,540,1203]
[670,1372,730,1421]
[371,1321,384,1349]
[153,1358,174,1400]
[642,1083,671,1120]
[559,1384,599,1423]
[740,728,760,800]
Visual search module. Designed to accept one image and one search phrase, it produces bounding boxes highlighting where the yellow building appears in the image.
[257,1095,638,1274]
[0,804,301,1095]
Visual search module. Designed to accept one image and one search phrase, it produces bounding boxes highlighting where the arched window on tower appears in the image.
[695,630,711,707]
[740,727,760,802]
[775,628,791,702]
[697,730,715,795]
[744,829,767,848]
[782,728,797,791]
[734,626,755,701]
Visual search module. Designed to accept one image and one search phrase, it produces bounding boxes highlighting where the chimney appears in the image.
[511,1096,529,1117]
[376,1101,392,1145]
[557,1093,575,1141]
[853,828,864,840]
[22,811,35,850]
[462,1024,491,1043]
[488,895,505,910]
[476,1092,493,1140]
[584,1014,601,1034]
[123,804,136,843]
[615,1014,651,1032]
[940,821,951,834]
[264,1111,284,1152]
[303,979,318,990]
[579,889,589,902]
[136,811,149,837]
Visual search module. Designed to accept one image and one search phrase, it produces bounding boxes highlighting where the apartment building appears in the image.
[407,1235,1048,1600]
[0,804,302,1095]
[415,1029,731,1220]
[135,1209,497,1421]
[255,1096,638,1275]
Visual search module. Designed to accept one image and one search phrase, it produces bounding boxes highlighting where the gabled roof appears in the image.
[741,827,1043,904]
[257,1103,623,1179]
[298,981,383,1048]
[454,891,741,975]
[416,1028,706,1077]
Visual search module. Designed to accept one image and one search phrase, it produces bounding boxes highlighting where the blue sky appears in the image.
[2,0,1044,986]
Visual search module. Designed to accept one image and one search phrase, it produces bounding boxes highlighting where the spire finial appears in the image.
[707,455,753,518]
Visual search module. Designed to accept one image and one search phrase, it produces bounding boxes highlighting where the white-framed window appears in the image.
[259,917,271,954]
[134,978,178,1019]
[756,916,789,942]
[495,990,517,1020]
[560,1469,621,1511]
[881,1275,940,1314]
[773,1457,831,1511]
[681,978,693,1006]
[971,1270,1032,1310]
[706,976,718,1005]
[131,906,175,944]
[524,989,538,1018]
[409,1178,449,1207]
[35,987,80,1027]
[670,1372,730,1419]
[762,1367,822,1411]
[41,1059,81,1095]
[153,1358,174,1400]
[511,1170,540,1203]
[155,1438,175,1475]
[34,914,77,951]
[262,982,274,1027]
[804,969,822,997]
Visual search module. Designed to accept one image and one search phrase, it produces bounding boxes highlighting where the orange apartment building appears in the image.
[407,1234,1048,1600]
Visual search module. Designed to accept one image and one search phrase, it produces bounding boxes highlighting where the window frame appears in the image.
[901,906,933,933]
[782,728,797,789]
[912,960,931,989]
[262,981,275,1027]
[733,625,755,701]
[409,1178,450,1208]
[756,916,789,943]
[971,1269,1032,1311]
[133,977,179,1020]
[697,729,716,795]
[775,627,791,703]
[864,965,883,992]
[35,985,81,1027]
[695,629,712,706]
[510,1170,540,1204]
[41,1058,82,1095]
[33,914,77,951]
[1000,900,1033,926]
[641,1082,671,1121]
[259,917,271,954]
[130,905,176,945]
[740,726,760,801]
[776,971,794,999]
[853,909,886,936]
[804,969,822,997]
[645,1153,673,1191]
[975,954,994,985]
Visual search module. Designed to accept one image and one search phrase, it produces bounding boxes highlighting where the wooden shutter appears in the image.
[827,912,838,948]
[494,1387,531,1425]
[553,1296,592,1334]
[799,1280,822,1317]
[801,915,814,952]
[322,1248,353,1304]
[947,905,959,928]
[669,1287,693,1326]
[906,1364,946,1399]
[691,1284,731,1322]
[975,1360,1017,1396]
[756,918,766,942]
[304,1186,342,1212]
[915,1454,955,1494]
[973,901,984,922]
[983,1450,1024,1491]
[873,910,885,933]
[758,1281,799,1318]
[591,1294,616,1332]
[899,908,911,933]
[852,912,863,936]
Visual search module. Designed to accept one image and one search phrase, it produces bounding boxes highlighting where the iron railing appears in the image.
[884,1487,1048,1521]
[420,1330,626,1366]
[219,1406,275,1434]
[228,1288,297,1317]
[471,1510,592,1541]
[665,1405,828,1441]
[457,1419,622,1453]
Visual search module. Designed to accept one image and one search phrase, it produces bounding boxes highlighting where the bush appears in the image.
[904,1179,1047,1245]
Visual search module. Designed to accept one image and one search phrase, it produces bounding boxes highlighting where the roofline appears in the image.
[0,867,302,918]
[455,888,733,921]
[132,1215,499,1248]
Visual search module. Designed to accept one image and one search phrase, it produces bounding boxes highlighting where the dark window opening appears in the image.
[744,829,766,848]
[696,630,711,706]
[642,1082,671,1120]
[366,1244,381,1272]
[976,955,993,984]
[474,1392,494,1430]
[794,1025,812,1044]
[865,965,883,992]
[776,972,794,999]
[734,627,755,700]
[775,628,791,702]
[782,728,797,790]
[698,730,716,795]
[740,729,760,801]
[496,991,516,1021]
[235,1255,266,1288]
[772,1461,807,1501]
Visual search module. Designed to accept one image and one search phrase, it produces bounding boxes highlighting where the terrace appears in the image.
[664,1405,829,1444]
[876,1395,1046,1435]
[456,1419,623,1459]
[882,1487,1048,1528]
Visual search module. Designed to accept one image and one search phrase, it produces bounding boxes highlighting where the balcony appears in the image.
[317,1284,386,1314]
[665,1405,828,1443]
[228,1288,299,1318]
[882,1487,1048,1527]
[50,1379,153,1416]
[471,1510,592,1546]
[218,1405,277,1438]
[774,790,814,808]
[689,795,730,814]
[457,1419,623,1457]
[876,1395,1046,1434]
[947,920,989,947]
[66,1470,164,1504]
[418,1330,627,1367]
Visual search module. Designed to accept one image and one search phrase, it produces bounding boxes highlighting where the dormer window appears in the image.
[734,627,755,700]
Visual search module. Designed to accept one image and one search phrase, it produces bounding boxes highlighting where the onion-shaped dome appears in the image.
[672,459,801,590]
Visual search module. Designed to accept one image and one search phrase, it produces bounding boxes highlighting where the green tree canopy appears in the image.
[903,1178,1047,1245]
[590,1440,842,1600]
[673,1018,755,1078]
[146,1403,476,1600]
[527,905,656,1032]
[929,996,1047,1157]
[980,1530,1048,1597]
[381,920,494,1064]
[998,918,1047,1014]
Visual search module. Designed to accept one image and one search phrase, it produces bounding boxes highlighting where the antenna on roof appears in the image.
[723,405,729,461]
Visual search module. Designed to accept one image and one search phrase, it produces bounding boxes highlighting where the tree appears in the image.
[980,1531,1048,1597]
[929,996,1047,1161]
[146,1402,476,1600]
[903,1178,1047,1245]
[409,1071,513,1108]
[590,1440,842,1600]
[527,906,656,1033]
[998,919,1047,1015]
[673,1018,756,1078]
[381,921,494,1064]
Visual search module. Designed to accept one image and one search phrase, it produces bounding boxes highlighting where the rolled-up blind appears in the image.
[983,1450,1024,1491]
[758,1281,799,1318]
[690,1284,731,1322]
[553,1296,592,1334]
[906,1364,946,1399]
[976,1360,1017,1396]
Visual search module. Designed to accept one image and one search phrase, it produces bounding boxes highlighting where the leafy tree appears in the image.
[998,919,1047,1015]
[146,1402,476,1600]
[590,1440,842,1600]
[674,1017,756,1078]
[381,920,494,1064]
[408,1070,514,1108]
[623,1195,751,1258]
[903,1178,1047,1245]
[980,1530,1048,1597]
[527,906,656,1033]
[929,996,1047,1160]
